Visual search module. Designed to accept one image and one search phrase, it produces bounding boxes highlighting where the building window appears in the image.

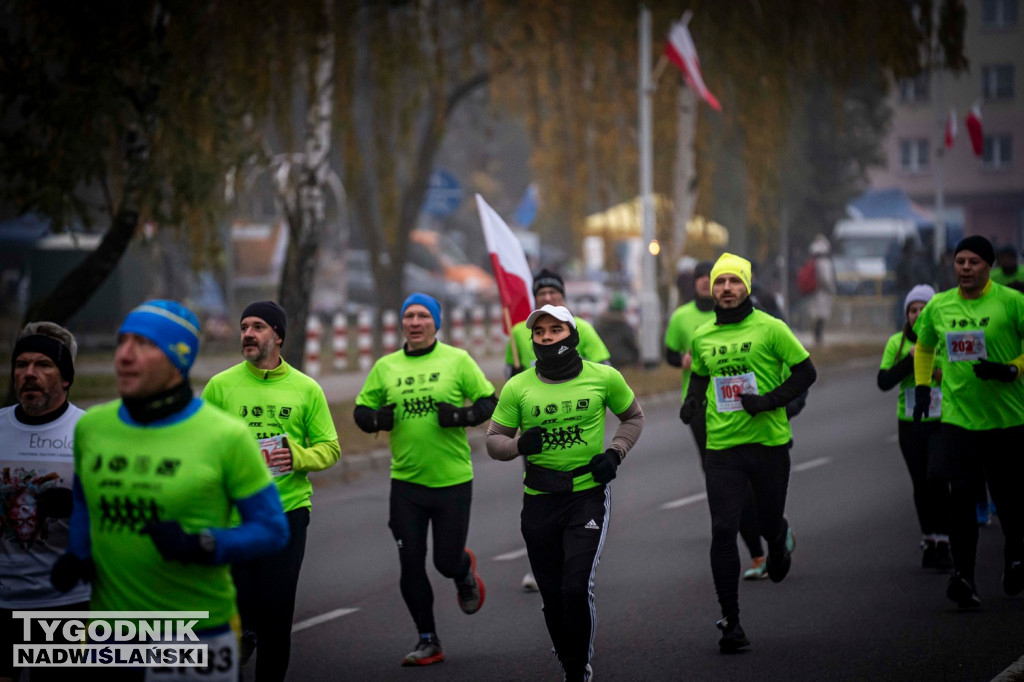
[898,74,930,103]
[982,65,1015,99]
[900,138,930,172]
[982,0,1018,27]
[982,134,1013,169]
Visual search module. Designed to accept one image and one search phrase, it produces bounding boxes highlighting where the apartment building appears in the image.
[869,0,1024,250]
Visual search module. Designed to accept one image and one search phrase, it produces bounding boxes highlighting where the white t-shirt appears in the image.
[0,403,89,607]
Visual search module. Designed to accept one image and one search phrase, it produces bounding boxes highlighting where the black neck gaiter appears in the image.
[533,327,583,381]
[714,296,755,325]
[15,401,70,426]
[404,340,437,357]
[122,381,193,424]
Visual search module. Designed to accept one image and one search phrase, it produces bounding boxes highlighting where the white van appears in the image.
[832,218,921,294]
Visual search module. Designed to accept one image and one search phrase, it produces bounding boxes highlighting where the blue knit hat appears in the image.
[118,300,201,376]
[401,293,441,329]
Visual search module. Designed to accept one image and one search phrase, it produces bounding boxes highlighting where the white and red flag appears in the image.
[965,104,983,157]
[944,108,957,149]
[475,194,534,333]
[665,14,721,111]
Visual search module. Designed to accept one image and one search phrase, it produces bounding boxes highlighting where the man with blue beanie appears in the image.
[202,299,339,681]
[51,299,289,681]
[354,293,497,667]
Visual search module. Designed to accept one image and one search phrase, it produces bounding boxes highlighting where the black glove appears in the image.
[973,359,1019,383]
[36,487,73,518]
[912,385,932,422]
[51,553,94,593]
[376,403,397,431]
[517,426,545,456]
[589,449,620,484]
[739,393,773,416]
[679,396,699,425]
[437,402,476,427]
[142,521,215,564]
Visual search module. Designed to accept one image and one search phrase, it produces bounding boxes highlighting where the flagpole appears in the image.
[932,3,946,265]
[638,5,661,369]
[503,306,521,370]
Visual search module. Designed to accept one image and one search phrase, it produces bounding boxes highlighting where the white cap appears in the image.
[525,305,577,330]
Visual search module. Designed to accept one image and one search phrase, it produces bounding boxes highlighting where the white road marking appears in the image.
[292,608,360,633]
[659,492,708,510]
[493,548,529,561]
[792,457,832,472]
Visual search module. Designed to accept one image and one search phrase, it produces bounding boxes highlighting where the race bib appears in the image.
[905,387,942,418]
[945,330,987,362]
[258,435,290,477]
[713,373,759,413]
[145,629,238,682]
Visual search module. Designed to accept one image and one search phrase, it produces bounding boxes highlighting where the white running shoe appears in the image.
[522,571,539,592]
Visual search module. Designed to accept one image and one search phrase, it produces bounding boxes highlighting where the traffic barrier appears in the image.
[489,303,504,349]
[332,312,348,371]
[304,315,322,377]
[470,306,485,355]
[450,307,466,348]
[357,309,373,371]
[382,309,398,354]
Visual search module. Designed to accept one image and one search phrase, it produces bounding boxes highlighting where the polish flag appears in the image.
[944,108,957,149]
[475,194,534,333]
[965,104,983,157]
[665,14,722,111]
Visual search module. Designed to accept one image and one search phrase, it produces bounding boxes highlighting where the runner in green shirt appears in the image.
[487,304,644,682]
[991,244,1024,287]
[877,284,951,570]
[51,300,288,681]
[354,293,496,667]
[201,300,340,680]
[505,269,610,375]
[680,253,817,653]
[911,236,1024,609]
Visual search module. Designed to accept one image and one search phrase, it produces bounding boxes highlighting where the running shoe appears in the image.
[563,662,594,682]
[922,540,937,569]
[946,573,982,609]
[767,526,795,583]
[977,502,992,526]
[456,548,486,614]
[934,541,952,571]
[716,616,750,653]
[522,571,539,592]
[1003,560,1024,596]
[742,556,768,581]
[401,635,445,666]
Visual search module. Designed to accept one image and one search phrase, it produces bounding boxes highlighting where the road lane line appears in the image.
[292,608,360,633]
[660,492,707,510]
[494,548,529,561]
[792,457,832,472]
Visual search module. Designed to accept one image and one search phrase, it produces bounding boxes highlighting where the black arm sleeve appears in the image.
[666,348,682,368]
[353,405,378,433]
[877,354,914,391]
[684,372,710,405]
[463,394,498,427]
[763,358,817,410]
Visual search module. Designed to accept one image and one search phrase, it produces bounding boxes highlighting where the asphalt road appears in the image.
[261,358,1024,682]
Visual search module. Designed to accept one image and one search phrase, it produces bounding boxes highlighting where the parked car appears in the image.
[343,249,469,309]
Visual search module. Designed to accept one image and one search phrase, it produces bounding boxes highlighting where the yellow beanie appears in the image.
[710,252,752,293]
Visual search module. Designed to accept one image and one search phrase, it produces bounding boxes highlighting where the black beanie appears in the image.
[12,335,75,386]
[533,269,565,296]
[954,236,995,266]
[241,301,287,342]
[693,261,714,284]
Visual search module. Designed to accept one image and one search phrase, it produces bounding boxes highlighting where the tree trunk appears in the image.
[277,14,334,371]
